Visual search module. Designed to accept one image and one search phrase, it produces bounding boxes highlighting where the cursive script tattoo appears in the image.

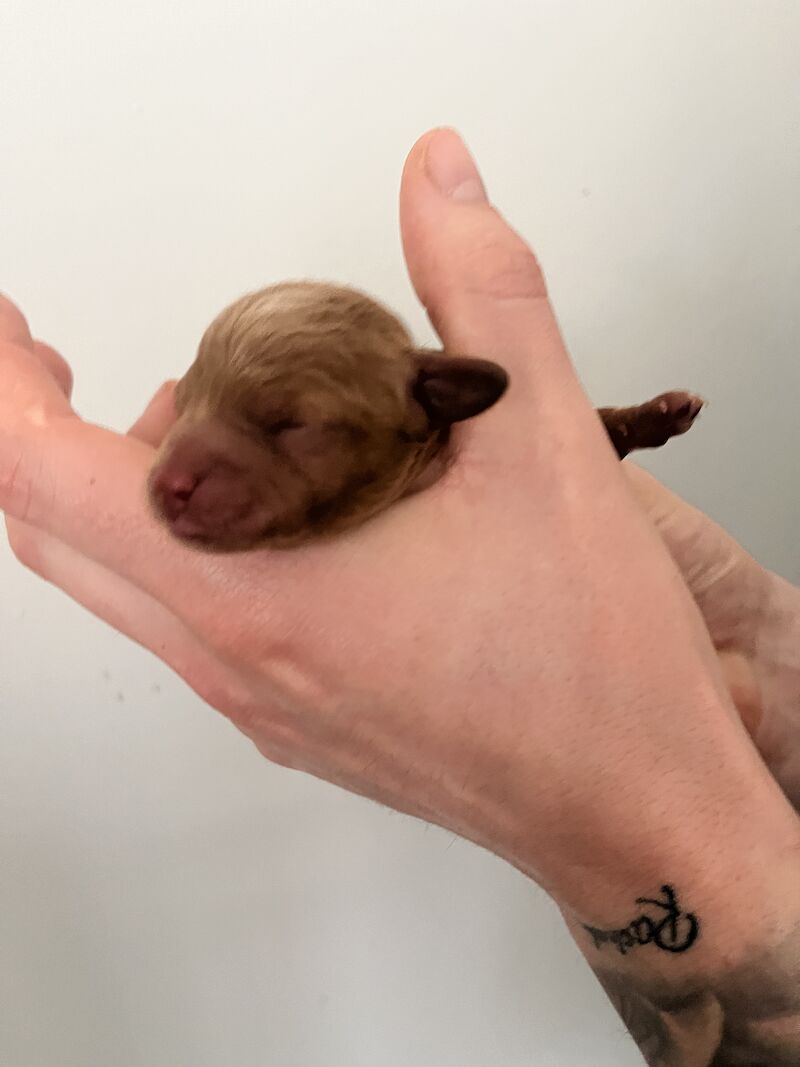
[583,884,699,956]
[591,923,800,1066]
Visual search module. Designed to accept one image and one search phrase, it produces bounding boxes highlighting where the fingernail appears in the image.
[425,128,487,202]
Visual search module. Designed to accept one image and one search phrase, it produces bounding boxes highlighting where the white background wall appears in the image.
[1,3,798,1065]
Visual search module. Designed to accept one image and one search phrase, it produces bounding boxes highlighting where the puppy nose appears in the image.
[150,469,201,522]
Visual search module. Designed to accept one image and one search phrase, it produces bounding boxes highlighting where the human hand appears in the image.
[625,463,800,810]
[2,130,796,930]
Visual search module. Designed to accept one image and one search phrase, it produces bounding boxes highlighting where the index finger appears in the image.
[0,412,294,646]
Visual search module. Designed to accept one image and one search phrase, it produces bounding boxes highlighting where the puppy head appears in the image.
[148,282,507,551]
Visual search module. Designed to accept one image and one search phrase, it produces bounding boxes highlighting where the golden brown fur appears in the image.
[149,282,502,550]
[148,280,702,552]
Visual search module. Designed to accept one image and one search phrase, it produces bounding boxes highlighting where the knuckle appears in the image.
[455,221,547,303]
[0,298,33,346]
[205,679,258,729]
[221,695,303,770]
[200,596,292,668]
[422,222,549,337]
[6,519,45,574]
[249,725,303,770]
[178,652,262,729]
[33,341,73,397]
[200,613,258,663]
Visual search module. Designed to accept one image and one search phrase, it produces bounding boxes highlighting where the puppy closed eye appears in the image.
[242,411,305,440]
[265,418,304,434]
[271,422,334,462]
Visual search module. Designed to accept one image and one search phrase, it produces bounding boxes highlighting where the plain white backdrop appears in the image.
[1,2,798,1064]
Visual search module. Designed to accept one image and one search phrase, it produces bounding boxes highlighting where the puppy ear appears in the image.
[411,350,509,427]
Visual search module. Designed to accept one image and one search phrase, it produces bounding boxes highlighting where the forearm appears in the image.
[555,800,800,1065]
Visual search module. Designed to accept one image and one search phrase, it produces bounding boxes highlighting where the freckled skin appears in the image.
[147,281,703,552]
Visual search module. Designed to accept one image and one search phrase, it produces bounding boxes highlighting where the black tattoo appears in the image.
[583,884,699,956]
[590,921,800,1066]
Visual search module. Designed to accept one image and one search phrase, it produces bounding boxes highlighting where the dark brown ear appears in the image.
[411,351,509,426]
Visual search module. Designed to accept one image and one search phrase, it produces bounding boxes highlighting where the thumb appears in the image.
[399,128,604,461]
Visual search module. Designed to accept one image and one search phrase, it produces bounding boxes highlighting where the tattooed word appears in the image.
[582,884,699,957]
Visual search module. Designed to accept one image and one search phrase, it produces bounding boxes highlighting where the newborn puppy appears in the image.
[148,281,703,551]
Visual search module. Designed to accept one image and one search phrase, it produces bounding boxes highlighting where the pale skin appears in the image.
[2,128,799,1064]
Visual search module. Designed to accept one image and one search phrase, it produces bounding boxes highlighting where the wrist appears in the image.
[502,693,800,934]
[558,824,800,965]
[555,823,800,1066]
